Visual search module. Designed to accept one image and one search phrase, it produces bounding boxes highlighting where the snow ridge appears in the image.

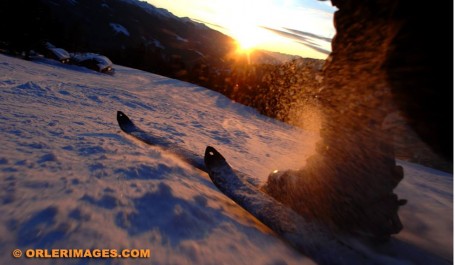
[119,0,176,20]
[110,23,130,37]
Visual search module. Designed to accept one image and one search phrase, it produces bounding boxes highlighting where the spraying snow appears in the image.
[0,54,451,264]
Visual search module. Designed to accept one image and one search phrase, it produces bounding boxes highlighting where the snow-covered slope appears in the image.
[0,54,452,264]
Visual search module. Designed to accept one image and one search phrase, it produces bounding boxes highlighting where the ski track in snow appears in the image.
[0,54,452,265]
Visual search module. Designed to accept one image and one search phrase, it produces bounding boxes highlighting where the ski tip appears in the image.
[204,146,226,166]
[116,111,135,132]
[117,111,128,119]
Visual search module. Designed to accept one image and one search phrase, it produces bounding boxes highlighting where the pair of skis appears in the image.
[116,111,377,264]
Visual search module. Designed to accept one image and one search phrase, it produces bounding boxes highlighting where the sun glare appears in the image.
[210,0,275,53]
[147,0,335,58]
[227,19,275,54]
[232,25,265,52]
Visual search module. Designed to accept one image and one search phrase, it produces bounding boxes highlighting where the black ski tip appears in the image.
[117,111,135,133]
[204,146,226,167]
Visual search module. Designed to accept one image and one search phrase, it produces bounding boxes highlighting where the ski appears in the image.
[117,111,206,171]
[117,111,260,186]
[118,111,376,263]
[204,146,378,265]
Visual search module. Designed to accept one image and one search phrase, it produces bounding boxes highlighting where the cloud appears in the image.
[290,0,337,13]
[283,28,332,42]
[261,26,331,55]
[296,41,331,55]
[191,18,227,31]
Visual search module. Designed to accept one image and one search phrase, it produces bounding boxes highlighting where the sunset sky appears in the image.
[146,0,337,59]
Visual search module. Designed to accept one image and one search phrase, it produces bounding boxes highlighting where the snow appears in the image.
[70,53,113,70]
[152,39,165,49]
[0,54,452,265]
[394,161,453,259]
[175,35,189,43]
[110,23,130,37]
[47,48,70,61]
[67,0,78,5]
[194,50,204,57]
[181,17,211,31]
[119,0,176,20]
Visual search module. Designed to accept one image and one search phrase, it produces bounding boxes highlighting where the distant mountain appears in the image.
[0,0,309,73]
[1,0,239,74]
[0,0,327,127]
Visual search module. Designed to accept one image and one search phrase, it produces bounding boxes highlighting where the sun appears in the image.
[236,37,257,52]
[233,26,262,51]
[228,23,270,53]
